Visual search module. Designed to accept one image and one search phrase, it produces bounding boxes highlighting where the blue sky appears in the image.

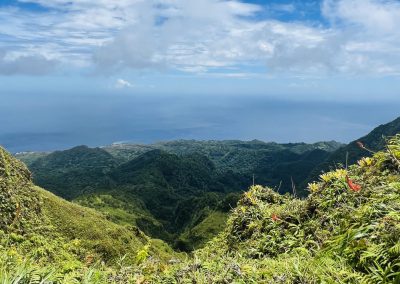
[1,0,400,151]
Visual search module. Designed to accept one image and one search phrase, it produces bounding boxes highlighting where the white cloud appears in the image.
[321,0,400,74]
[0,49,58,75]
[0,0,400,76]
[115,78,133,89]
[322,0,400,34]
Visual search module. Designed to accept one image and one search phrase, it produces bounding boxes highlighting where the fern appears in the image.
[389,243,400,256]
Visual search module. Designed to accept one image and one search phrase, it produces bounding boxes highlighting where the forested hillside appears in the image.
[105,140,342,195]
[306,116,400,185]
[3,133,400,283]
[16,140,340,249]
[144,134,400,283]
[15,115,400,253]
[2,0,398,282]
[17,116,400,255]
[0,146,176,283]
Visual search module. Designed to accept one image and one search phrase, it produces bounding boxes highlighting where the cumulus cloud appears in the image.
[115,78,133,89]
[93,0,264,72]
[321,0,400,74]
[0,49,58,75]
[1,0,400,76]
[322,0,400,34]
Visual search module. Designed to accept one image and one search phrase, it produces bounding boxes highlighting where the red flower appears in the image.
[346,176,361,192]
[271,214,280,222]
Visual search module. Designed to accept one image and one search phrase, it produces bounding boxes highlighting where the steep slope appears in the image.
[5,134,400,282]
[112,149,217,196]
[105,140,342,193]
[153,139,342,171]
[307,116,400,184]
[74,193,167,241]
[15,140,342,250]
[175,210,229,251]
[0,145,40,233]
[15,146,240,249]
[12,151,49,167]
[108,150,242,244]
[0,146,176,282]
[17,140,342,196]
[29,145,118,199]
[253,148,332,196]
[145,135,400,283]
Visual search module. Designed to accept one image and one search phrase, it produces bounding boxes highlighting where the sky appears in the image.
[1,0,400,152]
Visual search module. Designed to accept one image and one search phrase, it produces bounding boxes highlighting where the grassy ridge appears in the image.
[3,135,400,282]
[15,140,340,250]
[144,135,400,283]
[306,116,400,186]
[0,146,177,283]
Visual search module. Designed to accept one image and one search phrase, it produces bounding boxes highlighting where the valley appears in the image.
[16,139,342,250]
[2,0,399,282]
[1,116,399,282]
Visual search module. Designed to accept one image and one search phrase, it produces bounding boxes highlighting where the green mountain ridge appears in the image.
[144,134,400,283]
[104,139,343,173]
[306,116,400,185]
[0,146,177,283]
[12,115,400,258]
[15,140,341,249]
[29,145,118,199]
[3,131,400,283]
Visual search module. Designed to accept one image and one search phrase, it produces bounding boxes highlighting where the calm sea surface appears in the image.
[1,93,398,152]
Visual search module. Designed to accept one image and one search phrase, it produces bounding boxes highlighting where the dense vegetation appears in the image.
[105,139,342,195]
[17,140,343,197]
[28,146,118,199]
[306,116,400,185]
[0,146,176,282]
[3,132,400,283]
[16,140,340,249]
[144,134,400,283]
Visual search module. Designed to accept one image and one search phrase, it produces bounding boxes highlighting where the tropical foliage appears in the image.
[3,134,400,282]
[306,116,400,185]
[0,146,177,283]
[16,140,340,249]
[143,134,400,283]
